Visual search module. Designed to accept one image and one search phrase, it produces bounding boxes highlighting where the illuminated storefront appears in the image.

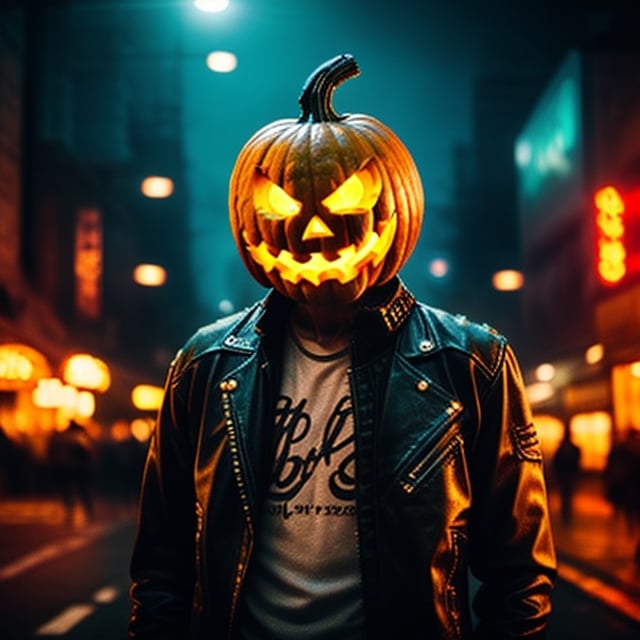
[516,47,640,471]
[0,343,54,455]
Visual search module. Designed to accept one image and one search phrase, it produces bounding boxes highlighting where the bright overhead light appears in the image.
[535,363,556,383]
[206,51,237,73]
[428,258,448,278]
[585,343,604,365]
[218,299,234,314]
[194,0,229,12]
[132,384,164,411]
[131,418,154,443]
[492,269,524,291]
[62,354,111,392]
[526,382,554,404]
[141,176,174,199]
[133,264,167,287]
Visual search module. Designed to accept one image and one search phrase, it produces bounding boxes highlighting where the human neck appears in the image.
[290,303,354,351]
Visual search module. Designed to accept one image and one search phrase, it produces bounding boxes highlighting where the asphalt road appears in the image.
[0,512,639,639]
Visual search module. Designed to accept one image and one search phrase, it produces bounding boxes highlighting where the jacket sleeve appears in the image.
[129,354,197,639]
[470,343,557,639]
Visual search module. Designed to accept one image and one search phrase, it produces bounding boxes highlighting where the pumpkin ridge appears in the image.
[335,124,381,254]
[350,120,422,281]
[318,123,365,257]
[351,117,424,252]
[232,129,284,241]
[341,126,400,284]
[285,125,314,257]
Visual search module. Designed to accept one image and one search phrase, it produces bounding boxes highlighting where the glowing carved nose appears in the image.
[301,215,334,241]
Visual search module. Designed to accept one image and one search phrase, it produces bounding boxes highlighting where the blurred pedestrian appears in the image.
[0,424,14,495]
[623,429,640,564]
[0,424,27,495]
[551,427,581,525]
[47,420,96,525]
[102,433,146,512]
[604,430,639,537]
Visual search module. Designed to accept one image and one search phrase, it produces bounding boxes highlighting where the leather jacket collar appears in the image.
[214,277,415,355]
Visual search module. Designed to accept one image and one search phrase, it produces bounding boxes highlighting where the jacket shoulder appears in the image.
[170,302,262,376]
[412,303,508,378]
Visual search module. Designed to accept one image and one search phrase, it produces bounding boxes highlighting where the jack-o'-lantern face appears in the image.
[229,54,424,305]
[246,159,397,288]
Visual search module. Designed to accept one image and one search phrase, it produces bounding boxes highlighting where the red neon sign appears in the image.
[594,185,640,286]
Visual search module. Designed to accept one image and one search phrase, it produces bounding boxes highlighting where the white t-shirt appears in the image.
[238,329,364,639]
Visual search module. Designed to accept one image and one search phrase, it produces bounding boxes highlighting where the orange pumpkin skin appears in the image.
[228,55,424,306]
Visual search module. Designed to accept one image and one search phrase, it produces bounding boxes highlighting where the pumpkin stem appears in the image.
[298,54,360,123]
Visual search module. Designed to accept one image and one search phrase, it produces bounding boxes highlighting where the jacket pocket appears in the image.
[399,427,463,495]
[380,353,465,492]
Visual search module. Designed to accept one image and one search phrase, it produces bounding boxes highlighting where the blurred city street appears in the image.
[0,497,135,640]
[0,476,639,639]
[546,475,640,638]
[2,0,640,638]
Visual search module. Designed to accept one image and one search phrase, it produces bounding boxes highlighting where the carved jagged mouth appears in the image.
[243,214,397,286]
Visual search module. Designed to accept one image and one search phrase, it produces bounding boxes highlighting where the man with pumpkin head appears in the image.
[129,55,556,639]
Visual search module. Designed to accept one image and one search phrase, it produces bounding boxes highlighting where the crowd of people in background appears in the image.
[0,421,146,525]
[2,419,640,554]
[546,423,640,565]
[551,428,581,526]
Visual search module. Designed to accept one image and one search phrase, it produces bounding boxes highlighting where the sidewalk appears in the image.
[549,474,640,625]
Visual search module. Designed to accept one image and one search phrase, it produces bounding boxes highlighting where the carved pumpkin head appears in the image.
[229,54,424,306]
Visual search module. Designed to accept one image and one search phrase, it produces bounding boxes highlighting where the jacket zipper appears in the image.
[194,499,205,613]
[400,430,463,495]
[348,364,374,638]
[220,384,254,639]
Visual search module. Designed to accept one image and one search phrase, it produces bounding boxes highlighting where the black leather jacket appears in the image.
[129,281,556,639]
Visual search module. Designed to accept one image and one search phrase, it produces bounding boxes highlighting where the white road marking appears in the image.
[0,536,87,580]
[0,522,119,581]
[35,604,96,635]
[1,522,130,635]
[33,584,122,635]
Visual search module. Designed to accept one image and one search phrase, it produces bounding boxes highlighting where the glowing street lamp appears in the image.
[131,417,154,443]
[492,269,524,291]
[141,176,174,199]
[62,354,111,392]
[428,258,449,278]
[32,378,95,418]
[535,363,556,383]
[585,343,604,365]
[32,378,66,409]
[133,263,167,287]
[194,0,230,12]
[132,384,164,411]
[206,51,237,73]
[75,390,96,418]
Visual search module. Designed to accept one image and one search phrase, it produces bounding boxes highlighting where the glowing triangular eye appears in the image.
[321,161,382,215]
[253,171,302,219]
